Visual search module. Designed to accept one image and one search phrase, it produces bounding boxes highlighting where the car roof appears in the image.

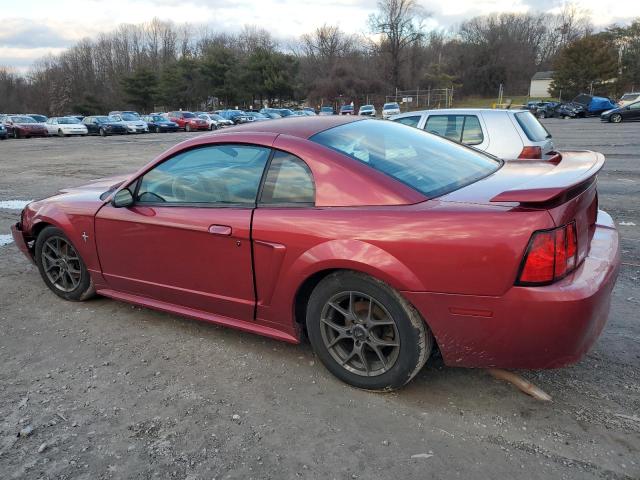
[392,108,528,118]
[227,116,364,139]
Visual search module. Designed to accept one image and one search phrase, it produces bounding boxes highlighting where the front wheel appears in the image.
[610,113,623,123]
[185,124,192,132]
[13,130,20,139]
[306,271,432,390]
[35,226,95,301]
[155,126,161,133]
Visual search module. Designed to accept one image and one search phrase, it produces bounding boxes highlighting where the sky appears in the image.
[0,0,638,72]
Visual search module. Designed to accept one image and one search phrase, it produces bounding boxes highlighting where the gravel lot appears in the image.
[0,118,638,480]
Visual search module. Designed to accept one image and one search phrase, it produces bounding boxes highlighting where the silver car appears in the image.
[390,108,554,160]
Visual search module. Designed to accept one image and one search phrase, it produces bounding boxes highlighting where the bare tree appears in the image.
[368,0,428,89]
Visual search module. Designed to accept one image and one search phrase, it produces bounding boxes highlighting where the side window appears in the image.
[136,145,270,205]
[260,151,315,205]
[629,102,640,110]
[394,116,421,128]
[424,115,463,142]
[425,115,484,145]
[461,116,484,145]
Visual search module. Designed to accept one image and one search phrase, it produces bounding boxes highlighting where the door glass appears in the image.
[424,115,463,142]
[394,116,421,128]
[136,145,270,205]
[260,151,315,205]
[461,116,484,145]
[629,102,640,110]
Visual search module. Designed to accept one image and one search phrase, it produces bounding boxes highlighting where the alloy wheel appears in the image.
[41,236,82,292]
[611,114,622,123]
[320,291,401,377]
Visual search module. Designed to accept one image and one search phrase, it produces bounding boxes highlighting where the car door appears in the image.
[625,102,640,120]
[46,118,56,135]
[94,143,271,321]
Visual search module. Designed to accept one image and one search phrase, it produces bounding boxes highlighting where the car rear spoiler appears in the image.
[490,151,604,204]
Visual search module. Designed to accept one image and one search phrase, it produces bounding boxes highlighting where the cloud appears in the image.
[0,19,76,49]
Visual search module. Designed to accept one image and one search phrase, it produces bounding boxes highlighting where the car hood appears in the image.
[60,174,129,195]
[122,120,146,126]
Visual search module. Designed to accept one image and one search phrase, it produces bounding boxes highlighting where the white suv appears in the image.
[382,102,401,119]
[390,108,554,160]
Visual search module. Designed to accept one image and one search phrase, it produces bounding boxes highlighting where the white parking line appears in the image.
[0,234,13,246]
[0,200,32,210]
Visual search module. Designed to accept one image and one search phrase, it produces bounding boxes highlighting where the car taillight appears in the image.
[517,222,578,285]
[518,146,542,159]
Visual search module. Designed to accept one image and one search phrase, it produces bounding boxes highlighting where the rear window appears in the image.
[383,103,399,110]
[310,119,501,198]
[514,111,550,142]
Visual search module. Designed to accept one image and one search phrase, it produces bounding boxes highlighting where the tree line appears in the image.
[1,0,639,115]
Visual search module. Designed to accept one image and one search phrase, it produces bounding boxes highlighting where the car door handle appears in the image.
[208,224,232,236]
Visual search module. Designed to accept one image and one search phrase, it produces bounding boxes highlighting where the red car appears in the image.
[2,115,48,138]
[12,117,620,390]
[166,111,208,131]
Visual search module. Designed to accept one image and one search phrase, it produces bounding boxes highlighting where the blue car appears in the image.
[143,115,179,133]
[0,123,7,140]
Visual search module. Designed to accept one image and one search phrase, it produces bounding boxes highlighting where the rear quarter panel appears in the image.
[252,201,553,332]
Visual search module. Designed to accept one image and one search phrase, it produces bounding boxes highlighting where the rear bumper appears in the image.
[11,222,35,264]
[404,210,620,369]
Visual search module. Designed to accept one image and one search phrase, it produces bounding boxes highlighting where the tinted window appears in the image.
[460,116,483,145]
[394,116,421,128]
[311,119,500,198]
[628,101,640,110]
[136,145,270,205]
[260,152,315,205]
[514,111,550,142]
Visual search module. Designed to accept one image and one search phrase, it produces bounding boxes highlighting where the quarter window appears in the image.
[424,115,484,146]
[260,151,315,205]
[136,145,270,205]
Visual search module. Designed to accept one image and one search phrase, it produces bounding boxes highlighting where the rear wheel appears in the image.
[610,113,623,123]
[185,123,192,132]
[58,129,64,137]
[35,226,95,301]
[155,126,161,133]
[306,271,432,390]
[13,130,20,139]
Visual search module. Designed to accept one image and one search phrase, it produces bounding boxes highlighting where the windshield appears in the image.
[310,119,501,198]
[121,113,139,121]
[11,116,36,123]
[360,106,373,111]
[621,94,639,100]
[96,116,110,123]
[383,103,399,110]
[514,111,551,142]
[183,112,196,118]
[58,117,80,124]
[29,115,47,122]
[321,107,333,112]
[150,115,165,121]
[211,114,224,120]
[342,106,354,111]
[109,115,122,122]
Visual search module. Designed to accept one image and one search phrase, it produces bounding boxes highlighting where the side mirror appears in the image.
[112,188,134,208]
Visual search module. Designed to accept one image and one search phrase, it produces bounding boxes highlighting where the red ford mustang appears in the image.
[12,117,620,390]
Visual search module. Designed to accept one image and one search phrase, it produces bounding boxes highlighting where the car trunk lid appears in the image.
[440,150,602,265]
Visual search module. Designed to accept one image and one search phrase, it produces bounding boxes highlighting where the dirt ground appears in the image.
[0,118,638,480]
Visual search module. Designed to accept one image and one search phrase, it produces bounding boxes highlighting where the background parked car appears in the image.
[208,113,234,127]
[571,94,617,116]
[0,123,7,140]
[260,107,294,118]
[339,105,355,115]
[216,110,251,125]
[143,114,179,133]
[193,112,220,130]
[45,117,88,137]
[109,112,149,133]
[358,105,376,116]
[167,111,209,131]
[319,106,334,116]
[303,107,317,115]
[382,102,401,119]
[82,116,128,136]
[0,114,48,138]
[618,92,640,107]
[600,100,640,123]
[27,114,48,124]
[391,108,554,159]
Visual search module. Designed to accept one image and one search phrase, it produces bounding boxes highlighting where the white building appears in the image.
[529,71,554,98]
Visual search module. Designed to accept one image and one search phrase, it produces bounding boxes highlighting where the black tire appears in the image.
[306,271,432,390]
[155,126,161,133]
[35,226,95,302]
[13,130,20,139]
[610,113,623,123]
[185,123,192,132]
[99,128,106,137]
